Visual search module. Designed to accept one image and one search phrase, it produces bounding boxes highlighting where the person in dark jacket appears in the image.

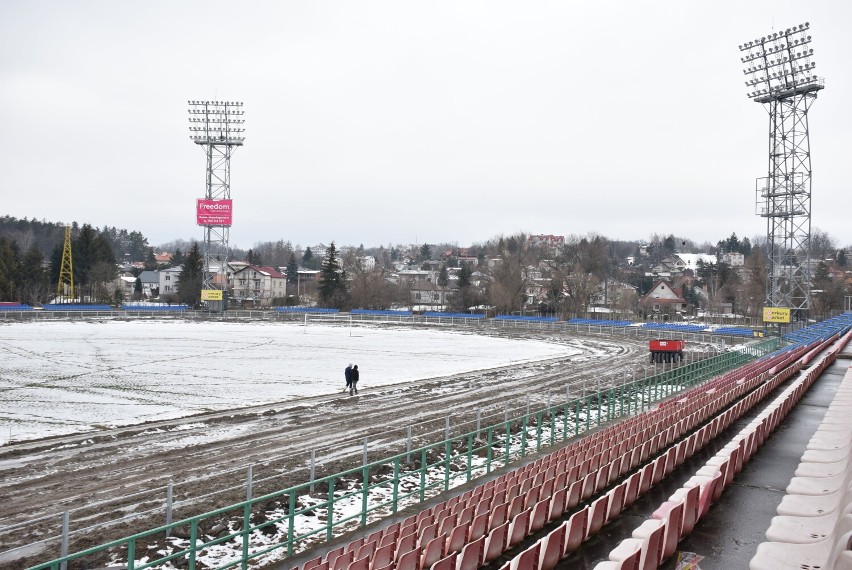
[349,364,360,395]
[344,364,353,392]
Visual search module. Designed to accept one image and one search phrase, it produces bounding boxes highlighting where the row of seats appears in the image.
[122,305,188,311]
[504,340,823,570]
[351,310,413,316]
[785,313,852,346]
[592,331,848,570]
[493,315,559,323]
[41,304,113,311]
[422,312,486,319]
[642,322,707,332]
[292,331,812,570]
[275,307,341,313]
[568,319,633,327]
[714,326,755,337]
[751,334,852,570]
[0,304,33,311]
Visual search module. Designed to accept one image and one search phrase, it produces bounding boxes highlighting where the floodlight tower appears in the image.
[187,100,245,310]
[739,23,824,320]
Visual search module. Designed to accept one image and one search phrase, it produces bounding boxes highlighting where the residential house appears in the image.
[159,266,182,297]
[138,271,160,298]
[229,265,287,307]
[640,280,687,314]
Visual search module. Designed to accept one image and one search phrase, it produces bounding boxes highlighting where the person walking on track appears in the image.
[344,364,353,393]
[349,365,360,395]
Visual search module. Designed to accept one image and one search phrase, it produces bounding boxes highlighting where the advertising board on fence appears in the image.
[201,289,223,301]
[196,199,233,226]
[763,307,791,323]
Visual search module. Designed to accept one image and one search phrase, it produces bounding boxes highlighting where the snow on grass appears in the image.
[0,320,580,443]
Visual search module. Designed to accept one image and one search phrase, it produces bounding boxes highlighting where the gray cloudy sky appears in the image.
[1,1,850,251]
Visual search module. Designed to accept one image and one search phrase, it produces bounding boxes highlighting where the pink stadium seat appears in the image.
[508,495,526,520]
[549,487,568,521]
[530,499,550,533]
[330,550,353,570]
[567,480,583,509]
[624,472,641,508]
[484,522,510,562]
[594,541,641,570]
[324,547,344,567]
[428,552,456,570]
[456,536,485,570]
[607,482,627,523]
[371,544,394,569]
[302,556,323,569]
[628,517,665,570]
[345,555,368,570]
[489,501,509,531]
[539,523,567,570]
[469,512,489,542]
[354,540,375,561]
[420,536,444,570]
[395,548,419,570]
[562,507,589,556]
[659,501,685,562]
[587,495,610,538]
[395,533,417,561]
[509,542,541,570]
[445,523,468,555]
[509,508,532,547]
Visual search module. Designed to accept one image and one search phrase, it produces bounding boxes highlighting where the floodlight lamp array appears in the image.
[187,99,245,145]
[738,22,821,99]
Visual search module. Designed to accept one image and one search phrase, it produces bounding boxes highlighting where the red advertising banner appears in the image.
[196,199,233,226]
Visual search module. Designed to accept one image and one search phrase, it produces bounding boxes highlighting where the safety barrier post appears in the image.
[504,420,511,466]
[486,427,493,474]
[189,520,198,570]
[466,433,473,482]
[60,511,69,570]
[419,449,427,502]
[392,457,400,514]
[362,465,370,525]
[535,410,543,452]
[287,491,295,557]
[327,476,336,542]
[519,413,528,458]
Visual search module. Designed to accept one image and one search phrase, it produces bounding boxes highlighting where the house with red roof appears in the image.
[640,280,687,315]
[229,264,287,307]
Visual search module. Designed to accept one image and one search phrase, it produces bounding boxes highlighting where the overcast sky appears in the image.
[1,1,849,251]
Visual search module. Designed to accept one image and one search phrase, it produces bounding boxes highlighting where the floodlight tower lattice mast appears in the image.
[739,23,823,320]
[187,100,245,309]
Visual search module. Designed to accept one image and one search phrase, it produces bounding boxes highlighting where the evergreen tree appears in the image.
[176,243,204,306]
[437,266,449,288]
[0,237,20,301]
[838,250,848,268]
[19,244,46,305]
[318,242,347,307]
[302,247,314,266]
[286,253,299,285]
[170,248,185,267]
[419,243,431,262]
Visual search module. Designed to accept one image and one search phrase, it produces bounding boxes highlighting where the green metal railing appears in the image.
[30,338,780,570]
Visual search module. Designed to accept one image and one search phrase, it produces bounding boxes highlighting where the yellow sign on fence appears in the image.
[763,307,791,323]
[201,289,223,301]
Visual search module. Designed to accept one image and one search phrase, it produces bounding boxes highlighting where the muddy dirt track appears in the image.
[0,328,668,567]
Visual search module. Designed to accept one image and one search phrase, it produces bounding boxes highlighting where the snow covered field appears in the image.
[0,320,578,442]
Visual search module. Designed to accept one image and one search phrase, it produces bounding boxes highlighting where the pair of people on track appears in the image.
[344,363,360,396]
